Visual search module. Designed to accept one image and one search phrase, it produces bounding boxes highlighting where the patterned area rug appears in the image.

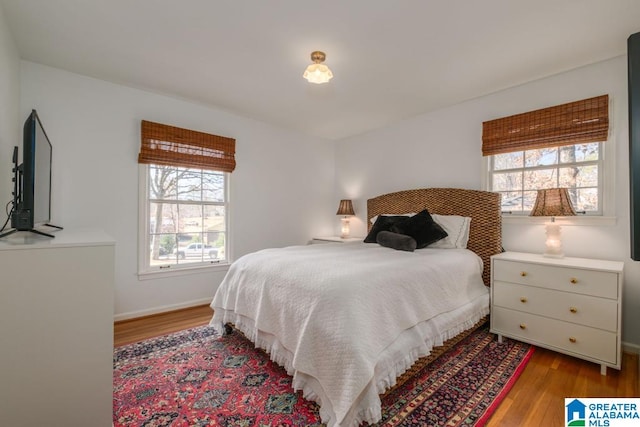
[113,321,533,426]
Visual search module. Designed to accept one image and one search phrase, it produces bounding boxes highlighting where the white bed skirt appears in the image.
[210,291,489,427]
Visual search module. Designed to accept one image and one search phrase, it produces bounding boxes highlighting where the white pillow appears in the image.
[369,213,416,224]
[429,214,471,249]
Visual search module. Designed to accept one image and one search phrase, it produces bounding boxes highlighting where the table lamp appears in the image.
[530,188,576,258]
[336,199,355,239]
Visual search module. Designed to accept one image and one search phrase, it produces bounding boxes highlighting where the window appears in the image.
[138,120,235,275]
[489,143,602,214]
[144,165,228,270]
[482,95,609,216]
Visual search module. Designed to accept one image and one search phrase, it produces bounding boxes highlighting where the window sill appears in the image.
[138,262,230,281]
[502,215,617,226]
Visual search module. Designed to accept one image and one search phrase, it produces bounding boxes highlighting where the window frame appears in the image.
[137,164,231,279]
[482,138,617,226]
[489,143,603,214]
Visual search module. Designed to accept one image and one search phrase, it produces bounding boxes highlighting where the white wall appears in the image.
[20,61,335,318]
[336,56,640,348]
[0,3,20,212]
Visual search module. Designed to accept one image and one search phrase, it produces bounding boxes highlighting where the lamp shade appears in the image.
[303,64,333,84]
[336,199,355,216]
[530,188,576,217]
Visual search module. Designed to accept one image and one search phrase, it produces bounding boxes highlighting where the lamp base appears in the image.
[340,217,350,239]
[543,221,565,258]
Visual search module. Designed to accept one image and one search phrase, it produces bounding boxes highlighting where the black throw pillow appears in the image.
[390,209,448,249]
[376,231,417,252]
[364,215,411,243]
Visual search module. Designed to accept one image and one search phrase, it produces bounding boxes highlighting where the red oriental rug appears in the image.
[113,321,533,426]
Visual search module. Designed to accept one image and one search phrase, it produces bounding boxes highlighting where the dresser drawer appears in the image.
[493,259,618,299]
[492,281,618,331]
[491,307,618,364]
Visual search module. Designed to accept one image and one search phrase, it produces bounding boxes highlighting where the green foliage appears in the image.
[160,235,176,254]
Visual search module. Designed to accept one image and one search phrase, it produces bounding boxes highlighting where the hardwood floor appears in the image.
[487,347,638,426]
[114,304,213,346]
[114,305,639,425]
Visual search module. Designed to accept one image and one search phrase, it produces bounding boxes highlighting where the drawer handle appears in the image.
[569,337,577,343]
[569,307,578,314]
[570,278,578,284]
[519,324,526,330]
[520,271,528,277]
[520,297,527,303]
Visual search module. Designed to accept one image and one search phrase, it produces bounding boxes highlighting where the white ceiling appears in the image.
[2,0,640,140]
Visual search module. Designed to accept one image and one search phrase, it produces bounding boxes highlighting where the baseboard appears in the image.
[114,298,212,322]
[622,341,640,355]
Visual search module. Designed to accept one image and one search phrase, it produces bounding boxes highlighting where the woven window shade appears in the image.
[138,120,236,173]
[482,95,609,156]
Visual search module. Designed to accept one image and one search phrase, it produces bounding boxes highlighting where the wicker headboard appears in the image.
[367,188,502,286]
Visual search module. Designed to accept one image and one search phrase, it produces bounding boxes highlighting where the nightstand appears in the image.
[310,236,363,244]
[490,251,624,375]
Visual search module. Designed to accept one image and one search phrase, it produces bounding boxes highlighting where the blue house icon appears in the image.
[566,399,586,422]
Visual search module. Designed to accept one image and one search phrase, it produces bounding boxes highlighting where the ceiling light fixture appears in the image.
[303,51,333,84]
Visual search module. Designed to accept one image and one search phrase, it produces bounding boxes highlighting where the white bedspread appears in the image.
[209,242,489,426]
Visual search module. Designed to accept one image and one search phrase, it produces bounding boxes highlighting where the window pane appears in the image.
[178,204,203,233]
[493,172,522,192]
[559,165,598,188]
[559,143,599,163]
[149,166,177,200]
[150,234,177,264]
[525,147,557,167]
[500,191,523,211]
[576,188,598,211]
[203,172,225,202]
[176,168,202,201]
[204,205,225,231]
[175,233,204,264]
[150,202,178,233]
[207,232,225,261]
[494,152,523,171]
[524,169,556,190]
[204,206,225,261]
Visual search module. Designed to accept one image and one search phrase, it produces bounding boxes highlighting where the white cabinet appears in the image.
[490,251,623,375]
[0,229,114,427]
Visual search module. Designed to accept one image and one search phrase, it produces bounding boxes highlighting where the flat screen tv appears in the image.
[0,110,62,238]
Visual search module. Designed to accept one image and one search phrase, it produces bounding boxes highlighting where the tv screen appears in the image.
[15,110,52,230]
[31,112,52,225]
[0,109,61,238]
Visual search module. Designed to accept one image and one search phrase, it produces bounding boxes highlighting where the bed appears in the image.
[209,188,502,427]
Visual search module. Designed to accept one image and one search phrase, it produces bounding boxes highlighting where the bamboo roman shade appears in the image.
[138,120,236,173]
[482,95,609,156]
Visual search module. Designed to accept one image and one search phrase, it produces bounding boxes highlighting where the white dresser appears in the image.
[0,229,115,426]
[490,251,623,375]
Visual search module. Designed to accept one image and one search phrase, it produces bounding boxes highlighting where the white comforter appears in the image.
[209,242,489,426]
